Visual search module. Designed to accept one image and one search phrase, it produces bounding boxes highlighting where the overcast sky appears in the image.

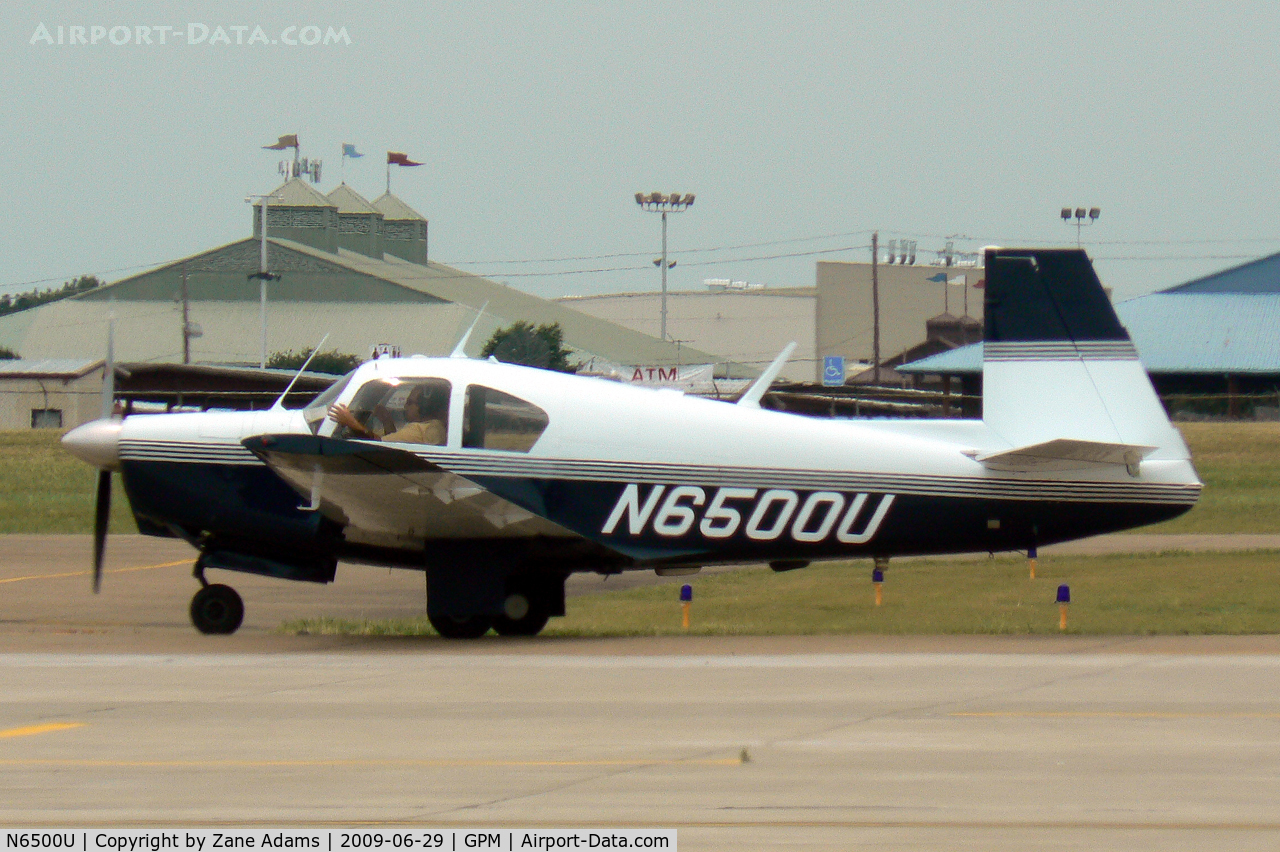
[4,2,1278,304]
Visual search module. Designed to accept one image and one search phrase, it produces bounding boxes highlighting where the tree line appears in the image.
[268,321,578,375]
[0,275,102,318]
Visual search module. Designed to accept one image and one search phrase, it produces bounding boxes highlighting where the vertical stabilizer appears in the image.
[982,249,1188,461]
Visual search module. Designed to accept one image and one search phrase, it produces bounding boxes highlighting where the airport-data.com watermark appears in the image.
[29,22,351,47]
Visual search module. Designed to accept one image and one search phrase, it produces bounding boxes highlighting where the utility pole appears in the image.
[660,210,668,340]
[245,194,282,369]
[259,198,268,368]
[871,231,881,386]
[180,262,190,364]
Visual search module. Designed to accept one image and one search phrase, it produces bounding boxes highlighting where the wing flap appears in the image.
[243,434,577,547]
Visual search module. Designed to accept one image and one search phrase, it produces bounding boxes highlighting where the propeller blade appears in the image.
[92,470,111,593]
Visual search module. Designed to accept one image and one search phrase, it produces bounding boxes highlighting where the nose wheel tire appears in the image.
[190,584,245,635]
[427,613,492,639]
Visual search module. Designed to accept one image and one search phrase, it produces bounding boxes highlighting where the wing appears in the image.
[243,434,581,550]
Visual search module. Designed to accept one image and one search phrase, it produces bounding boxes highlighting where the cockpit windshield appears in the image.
[303,369,356,434]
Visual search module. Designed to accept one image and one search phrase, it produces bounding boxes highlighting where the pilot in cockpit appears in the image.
[328,381,447,445]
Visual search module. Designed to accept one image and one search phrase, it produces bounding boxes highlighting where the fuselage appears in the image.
[98,356,1200,575]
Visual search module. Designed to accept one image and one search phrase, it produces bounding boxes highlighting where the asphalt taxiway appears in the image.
[1,536,1278,850]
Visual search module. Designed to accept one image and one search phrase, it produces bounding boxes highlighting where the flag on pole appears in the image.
[926,272,948,283]
[342,144,363,158]
[262,134,299,150]
[948,274,967,286]
[387,152,423,166]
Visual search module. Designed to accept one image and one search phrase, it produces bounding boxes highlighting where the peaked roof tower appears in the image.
[327,183,384,259]
[371,191,427,264]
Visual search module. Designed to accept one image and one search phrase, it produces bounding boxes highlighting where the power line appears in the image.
[7,230,1279,295]
[452,230,876,265]
[3,236,873,292]
[465,243,870,279]
[2,258,183,294]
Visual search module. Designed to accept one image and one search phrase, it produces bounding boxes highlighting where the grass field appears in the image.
[0,430,136,534]
[1144,422,1280,533]
[285,549,1280,637]
[6,423,1279,636]
[4,421,1276,535]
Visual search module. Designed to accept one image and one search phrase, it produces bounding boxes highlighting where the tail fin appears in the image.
[981,249,1188,463]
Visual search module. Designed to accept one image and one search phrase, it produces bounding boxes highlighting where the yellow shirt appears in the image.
[382,419,446,445]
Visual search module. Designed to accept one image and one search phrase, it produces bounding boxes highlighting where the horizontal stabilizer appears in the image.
[969,438,1157,472]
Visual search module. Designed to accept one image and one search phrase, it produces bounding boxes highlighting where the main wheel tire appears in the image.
[190,584,244,635]
[428,612,492,639]
[492,591,550,637]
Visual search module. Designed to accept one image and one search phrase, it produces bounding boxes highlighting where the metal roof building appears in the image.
[0,358,105,429]
[900,253,1280,417]
[1159,253,1280,295]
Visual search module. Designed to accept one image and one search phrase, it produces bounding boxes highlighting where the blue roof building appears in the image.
[900,253,1280,417]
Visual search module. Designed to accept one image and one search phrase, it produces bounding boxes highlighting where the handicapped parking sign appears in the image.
[822,355,845,387]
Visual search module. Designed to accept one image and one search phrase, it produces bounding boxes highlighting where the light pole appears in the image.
[246,194,283,368]
[1061,206,1100,247]
[635,191,695,341]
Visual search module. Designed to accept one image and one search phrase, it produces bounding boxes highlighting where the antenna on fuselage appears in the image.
[736,341,797,409]
[270,333,330,411]
[450,301,490,358]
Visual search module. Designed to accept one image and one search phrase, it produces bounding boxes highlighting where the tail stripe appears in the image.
[985,341,1139,362]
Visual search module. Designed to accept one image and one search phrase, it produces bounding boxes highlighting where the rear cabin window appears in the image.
[462,385,549,452]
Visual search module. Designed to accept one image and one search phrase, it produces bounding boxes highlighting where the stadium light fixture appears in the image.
[634,190,695,340]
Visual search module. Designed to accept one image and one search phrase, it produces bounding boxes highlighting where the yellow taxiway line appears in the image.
[0,722,84,739]
[0,560,189,586]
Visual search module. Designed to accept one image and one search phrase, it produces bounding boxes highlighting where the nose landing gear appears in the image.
[190,559,244,635]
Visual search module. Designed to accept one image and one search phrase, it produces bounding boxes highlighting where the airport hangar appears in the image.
[899,251,1280,419]
[0,178,732,429]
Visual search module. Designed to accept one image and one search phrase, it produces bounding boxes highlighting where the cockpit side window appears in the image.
[333,378,451,445]
[462,386,549,452]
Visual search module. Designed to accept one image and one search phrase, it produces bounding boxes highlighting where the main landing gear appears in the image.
[425,587,551,639]
[189,559,244,635]
[426,573,561,639]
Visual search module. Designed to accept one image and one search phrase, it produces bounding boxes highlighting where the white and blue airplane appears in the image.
[62,248,1201,637]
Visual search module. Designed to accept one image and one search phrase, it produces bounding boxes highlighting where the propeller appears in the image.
[92,311,116,594]
[92,469,111,593]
